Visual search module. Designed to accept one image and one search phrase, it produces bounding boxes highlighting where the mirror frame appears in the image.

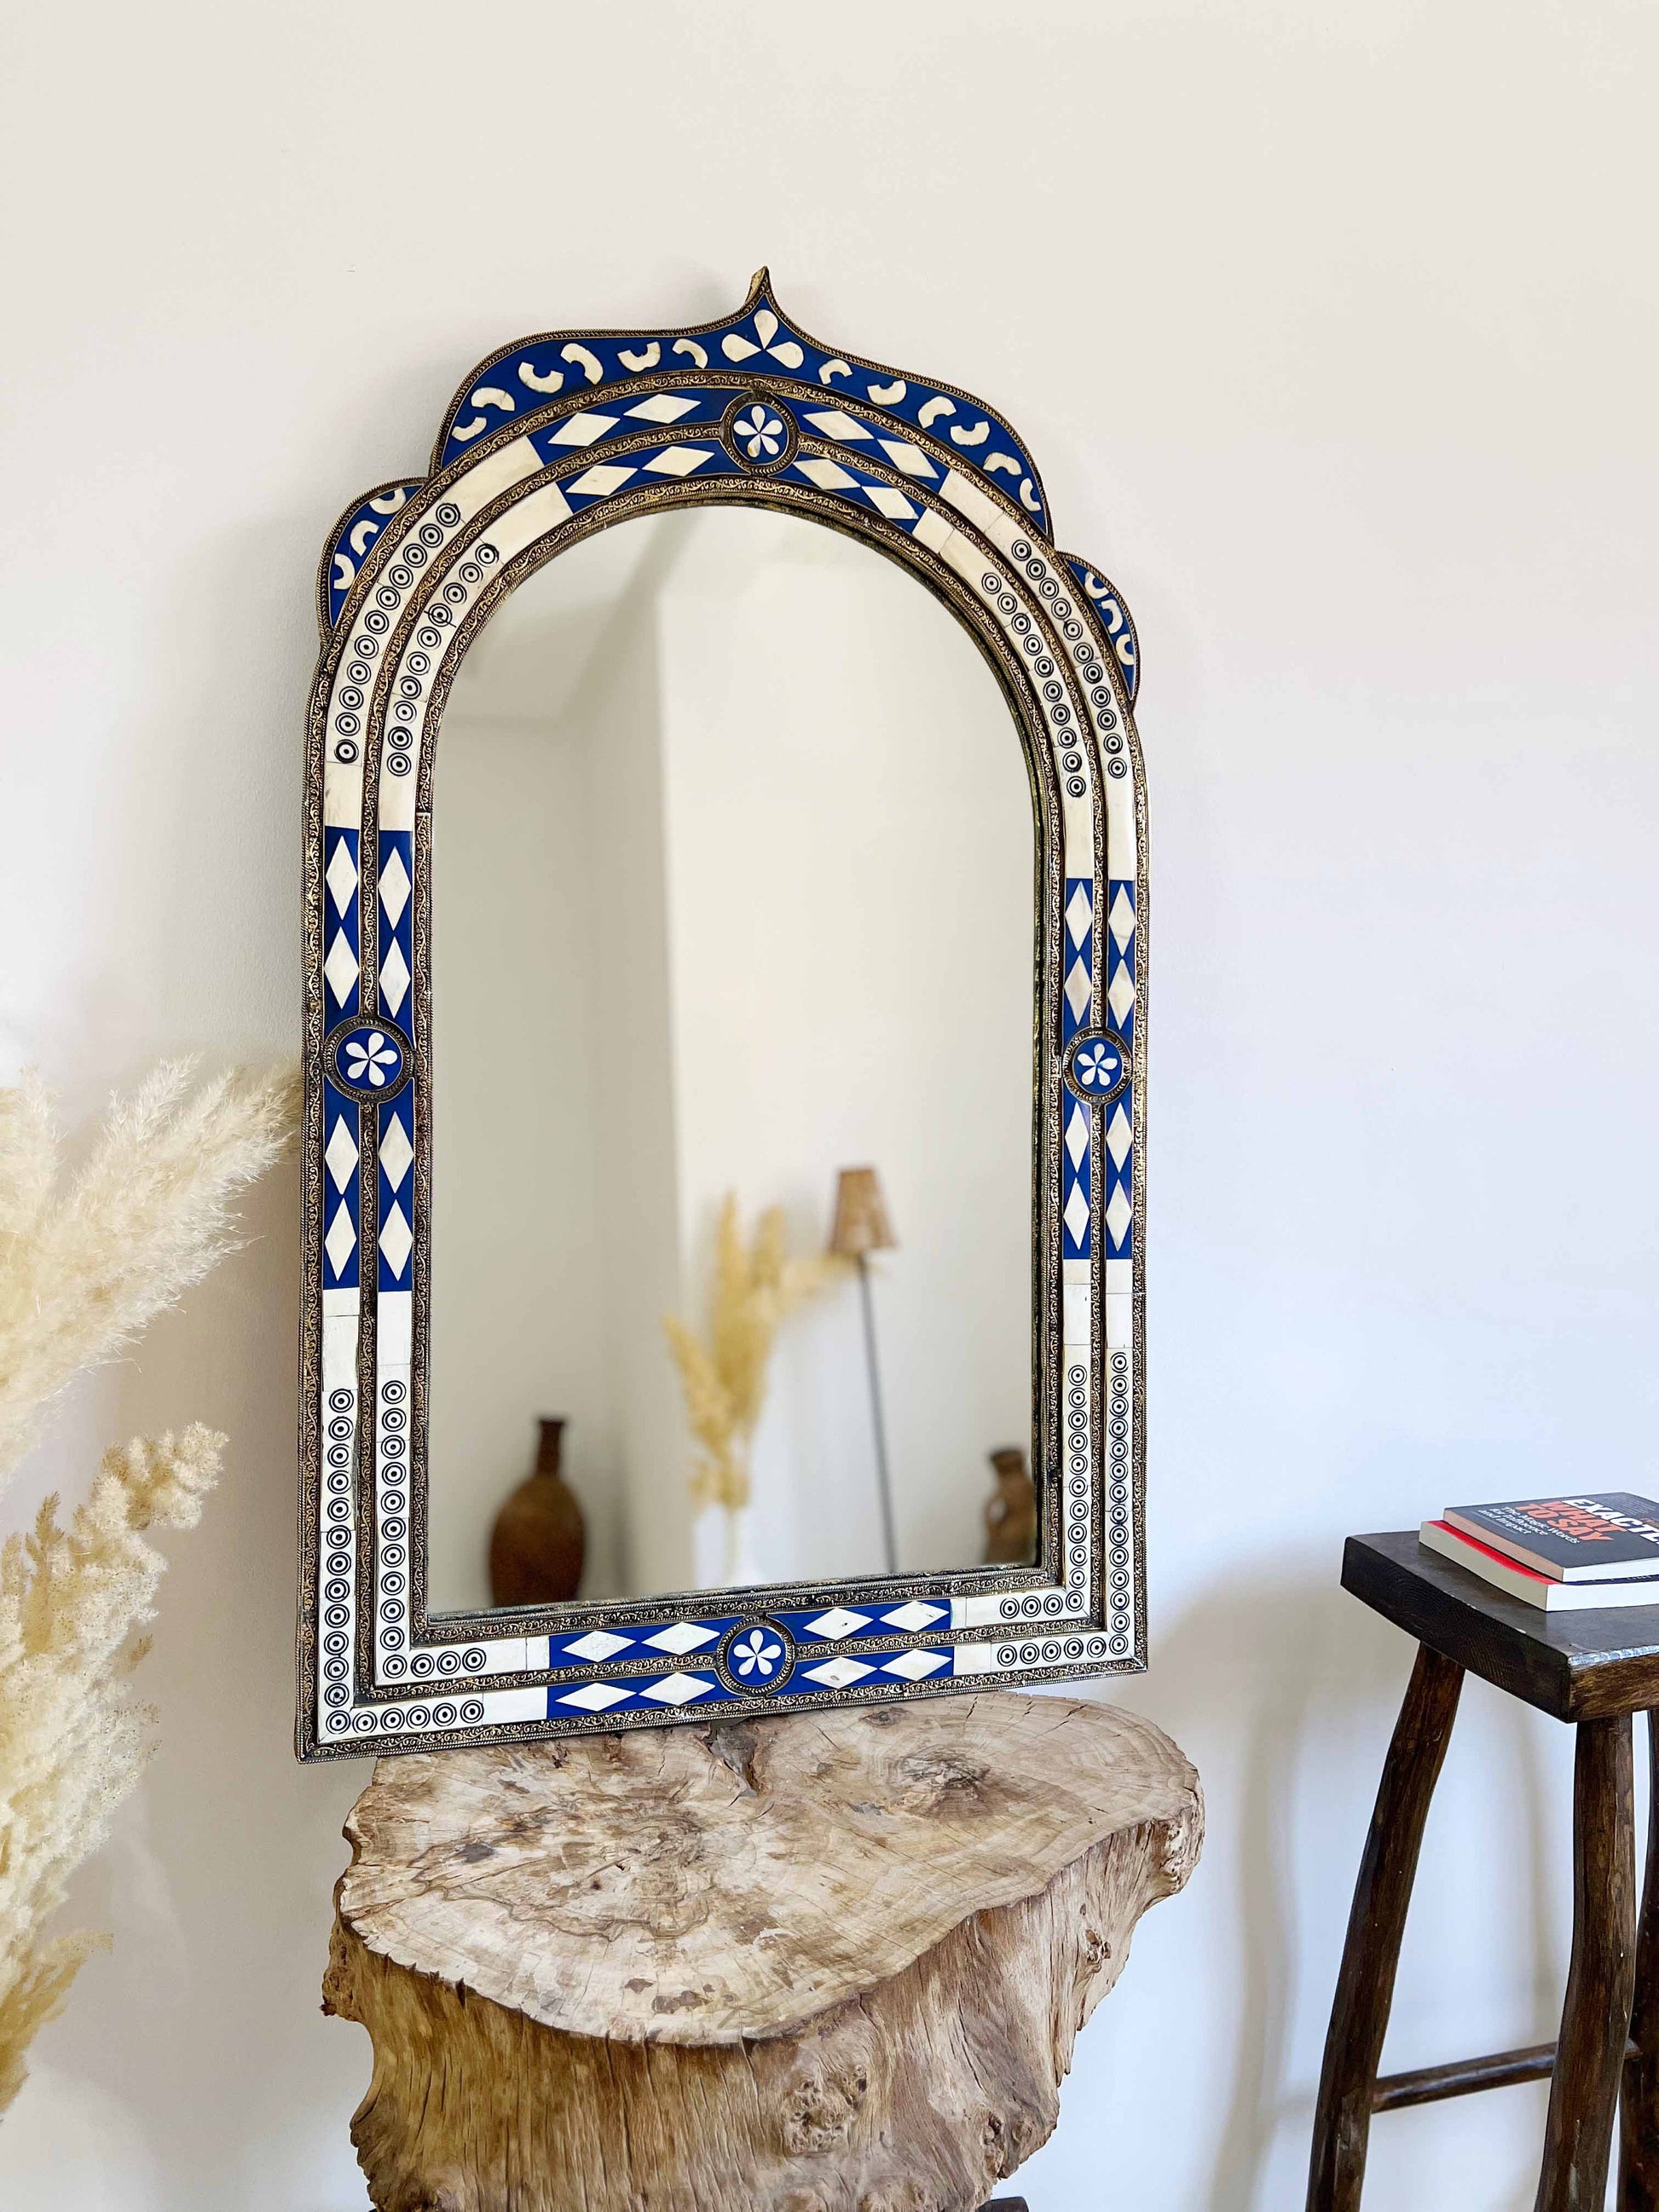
[297,272,1147,1760]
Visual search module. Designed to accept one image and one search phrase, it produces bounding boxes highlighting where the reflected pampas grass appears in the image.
[0,1060,297,2114]
[663,1194,842,1517]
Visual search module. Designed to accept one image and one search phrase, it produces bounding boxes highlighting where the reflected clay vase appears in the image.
[488,1418,586,1608]
[983,1444,1038,1566]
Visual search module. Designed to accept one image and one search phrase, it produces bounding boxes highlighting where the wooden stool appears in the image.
[326,1695,1201,2212]
[1308,1531,1659,2212]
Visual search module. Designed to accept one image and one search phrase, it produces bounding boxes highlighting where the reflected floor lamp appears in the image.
[830,1167,899,1575]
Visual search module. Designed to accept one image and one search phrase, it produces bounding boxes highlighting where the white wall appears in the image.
[0,3,1654,2208]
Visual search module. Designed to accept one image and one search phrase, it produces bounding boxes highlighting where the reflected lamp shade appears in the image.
[829,1167,897,1258]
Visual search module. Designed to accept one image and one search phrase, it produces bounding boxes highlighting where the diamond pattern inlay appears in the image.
[639,1672,715,1706]
[1108,887,1136,948]
[643,446,714,477]
[794,456,859,493]
[324,1201,356,1277]
[558,1682,630,1711]
[1064,957,1092,1022]
[379,848,411,926]
[877,438,937,479]
[379,1201,413,1277]
[550,411,620,447]
[1063,1183,1090,1246]
[882,1649,951,1680]
[327,840,359,915]
[804,1657,874,1688]
[804,409,870,442]
[1066,884,1093,947]
[1105,1185,1133,1248]
[566,463,636,498]
[627,393,700,424]
[379,1116,413,1192]
[864,485,916,522]
[645,1622,719,1655]
[379,941,411,1015]
[564,1630,633,1662]
[1106,1104,1132,1170]
[1107,967,1136,1025]
[324,928,360,1006]
[325,1116,359,1193]
[1065,1102,1089,1170]
[882,1602,946,1632]
[802,1608,872,1640]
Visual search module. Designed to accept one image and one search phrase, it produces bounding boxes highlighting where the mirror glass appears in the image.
[426,505,1037,1614]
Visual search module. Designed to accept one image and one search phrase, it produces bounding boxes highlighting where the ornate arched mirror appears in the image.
[298,274,1146,1758]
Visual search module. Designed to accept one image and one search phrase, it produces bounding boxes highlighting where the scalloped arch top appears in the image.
[435,269,1047,510]
[315,272,1139,700]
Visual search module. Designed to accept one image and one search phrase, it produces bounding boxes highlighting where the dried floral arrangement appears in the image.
[663,1194,842,1546]
[0,1060,297,2115]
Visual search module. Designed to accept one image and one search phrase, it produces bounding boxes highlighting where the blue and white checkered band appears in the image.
[302,271,1151,1758]
[326,1016,413,1106]
[1065,1030,1131,1104]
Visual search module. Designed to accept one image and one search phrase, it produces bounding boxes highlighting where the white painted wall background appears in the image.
[0,2,1653,2204]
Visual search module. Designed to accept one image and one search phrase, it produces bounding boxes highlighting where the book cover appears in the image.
[1441,1494,1659,1582]
[1419,1521,1659,1611]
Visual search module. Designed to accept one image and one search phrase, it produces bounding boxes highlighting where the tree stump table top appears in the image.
[327,1693,1202,2212]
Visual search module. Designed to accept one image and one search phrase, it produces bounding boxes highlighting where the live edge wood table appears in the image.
[1309,1531,1659,2212]
[326,1694,1201,2212]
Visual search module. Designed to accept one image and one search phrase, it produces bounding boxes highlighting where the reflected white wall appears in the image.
[425,715,616,1608]
[427,508,1032,1601]
[429,534,691,1607]
[659,514,1032,1581]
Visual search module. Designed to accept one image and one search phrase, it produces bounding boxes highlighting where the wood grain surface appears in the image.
[325,1693,1201,2212]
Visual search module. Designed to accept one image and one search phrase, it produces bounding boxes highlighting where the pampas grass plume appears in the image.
[0,1060,296,2113]
[663,1194,843,1514]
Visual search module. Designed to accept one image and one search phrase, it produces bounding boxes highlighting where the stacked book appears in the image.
[1420,1494,1659,1609]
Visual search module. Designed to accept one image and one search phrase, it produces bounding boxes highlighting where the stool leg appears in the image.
[1536,1714,1636,2212]
[1619,1711,1659,2209]
[1306,1644,1464,2212]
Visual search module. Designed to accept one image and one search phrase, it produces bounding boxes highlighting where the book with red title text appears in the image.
[1419,1510,1659,1612]
[1439,1494,1659,1581]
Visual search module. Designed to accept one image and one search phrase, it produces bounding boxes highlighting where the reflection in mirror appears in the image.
[426,506,1037,1615]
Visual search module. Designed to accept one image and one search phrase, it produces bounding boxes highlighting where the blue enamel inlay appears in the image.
[1106,879,1134,1049]
[441,293,1046,528]
[1102,878,1136,1260]
[321,1080,359,1291]
[526,389,727,466]
[1064,557,1139,703]
[323,483,421,630]
[322,827,360,1023]
[775,1648,955,1695]
[544,1675,737,1719]
[1062,875,1093,1262]
[377,1092,414,1291]
[547,1620,740,1670]
[377,829,413,1025]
